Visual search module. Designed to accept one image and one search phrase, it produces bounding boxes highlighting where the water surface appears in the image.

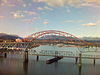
[0,45,100,75]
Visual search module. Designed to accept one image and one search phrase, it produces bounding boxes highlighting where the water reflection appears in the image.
[0,53,6,63]
[23,61,28,75]
[0,46,100,75]
[54,62,58,68]
[0,57,4,63]
[78,66,82,75]
[0,55,100,75]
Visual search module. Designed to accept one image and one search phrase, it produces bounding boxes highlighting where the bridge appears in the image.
[0,30,99,65]
[0,30,96,49]
[26,30,94,46]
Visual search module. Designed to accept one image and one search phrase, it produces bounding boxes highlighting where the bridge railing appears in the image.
[29,50,100,59]
[0,42,33,49]
[29,50,77,57]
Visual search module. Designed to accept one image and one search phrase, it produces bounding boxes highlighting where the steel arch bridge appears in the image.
[26,30,93,46]
[0,30,95,50]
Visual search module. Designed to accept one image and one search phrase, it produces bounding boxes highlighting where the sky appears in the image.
[0,0,100,38]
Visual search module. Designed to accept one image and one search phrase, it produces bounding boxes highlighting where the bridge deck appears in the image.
[0,49,100,59]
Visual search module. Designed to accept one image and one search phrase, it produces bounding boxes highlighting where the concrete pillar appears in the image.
[79,53,82,67]
[75,57,78,64]
[36,55,39,61]
[24,50,28,63]
[4,53,7,58]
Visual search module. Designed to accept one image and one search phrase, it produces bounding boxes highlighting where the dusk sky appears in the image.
[0,0,100,37]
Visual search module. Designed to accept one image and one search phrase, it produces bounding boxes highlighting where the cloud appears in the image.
[33,0,45,2]
[1,0,8,3]
[66,8,71,13]
[85,0,100,3]
[82,20,100,26]
[22,3,32,8]
[22,17,38,23]
[37,6,53,11]
[80,3,100,8]
[82,23,97,26]
[34,0,100,7]
[96,21,100,23]
[37,7,44,10]
[34,0,82,7]
[47,0,81,7]
[64,20,74,23]
[43,21,49,24]
[64,20,84,23]
[0,0,31,7]
[0,16,5,19]
[11,10,38,19]
[13,13,24,18]
[0,0,16,7]
[44,6,53,11]
[23,19,34,23]
[25,11,38,15]
[81,3,93,6]
[34,0,81,7]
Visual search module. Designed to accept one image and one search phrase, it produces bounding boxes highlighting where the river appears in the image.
[0,45,100,75]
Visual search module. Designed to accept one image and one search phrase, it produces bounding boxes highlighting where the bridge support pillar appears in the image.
[36,55,39,61]
[4,53,7,58]
[93,58,96,65]
[75,57,78,64]
[24,50,28,63]
[79,53,82,67]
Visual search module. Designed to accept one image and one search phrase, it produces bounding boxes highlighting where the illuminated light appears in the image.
[16,38,22,42]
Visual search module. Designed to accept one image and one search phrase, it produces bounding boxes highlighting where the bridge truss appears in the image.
[27,30,94,47]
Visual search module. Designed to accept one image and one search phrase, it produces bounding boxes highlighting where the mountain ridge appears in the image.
[0,33,22,40]
[0,33,100,41]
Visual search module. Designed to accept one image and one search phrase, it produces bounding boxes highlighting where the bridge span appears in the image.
[0,48,100,65]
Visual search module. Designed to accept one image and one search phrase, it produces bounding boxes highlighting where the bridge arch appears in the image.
[26,30,90,46]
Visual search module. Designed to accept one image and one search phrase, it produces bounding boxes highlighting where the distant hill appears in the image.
[38,35,67,40]
[28,35,82,41]
[0,33,22,40]
[81,37,100,42]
